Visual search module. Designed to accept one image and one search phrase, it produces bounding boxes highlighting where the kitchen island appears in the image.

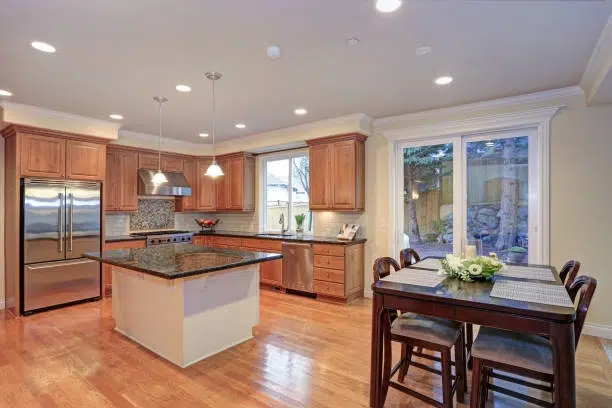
[84,244,282,368]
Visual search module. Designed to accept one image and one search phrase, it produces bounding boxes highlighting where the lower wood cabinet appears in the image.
[312,243,364,302]
[102,239,146,296]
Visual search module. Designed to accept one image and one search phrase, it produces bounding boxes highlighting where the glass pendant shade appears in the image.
[205,160,224,177]
[152,169,168,185]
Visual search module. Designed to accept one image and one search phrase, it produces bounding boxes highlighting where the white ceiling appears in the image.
[0,0,610,143]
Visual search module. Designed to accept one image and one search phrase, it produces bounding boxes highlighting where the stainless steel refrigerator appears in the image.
[21,179,102,315]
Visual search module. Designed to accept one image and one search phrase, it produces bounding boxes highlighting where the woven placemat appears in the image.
[410,258,442,271]
[382,269,446,288]
[496,265,555,281]
[490,280,573,307]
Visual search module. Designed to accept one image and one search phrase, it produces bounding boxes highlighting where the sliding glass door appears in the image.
[397,127,542,263]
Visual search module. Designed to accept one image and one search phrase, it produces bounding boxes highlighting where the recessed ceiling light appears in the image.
[0,89,13,96]
[376,0,402,13]
[31,41,56,53]
[199,133,209,137]
[347,37,360,46]
[294,108,307,116]
[434,76,454,86]
[175,84,191,92]
[235,123,246,129]
[416,46,432,55]
[109,114,123,120]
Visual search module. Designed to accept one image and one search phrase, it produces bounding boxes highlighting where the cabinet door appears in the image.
[260,258,283,286]
[20,133,66,178]
[331,140,357,209]
[228,156,244,210]
[104,151,120,211]
[138,153,159,169]
[214,158,229,210]
[309,144,332,209]
[66,140,106,181]
[161,155,184,172]
[197,159,217,211]
[177,159,196,211]
[118,150,138,211]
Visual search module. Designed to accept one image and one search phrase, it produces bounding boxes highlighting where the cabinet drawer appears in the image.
[314,280,345,298]
[314,267,344,284]
[314,254,345,270]
[313,244,345,257]
[241,238,282,252]
[105,240,146,250]
[214,236,242,247]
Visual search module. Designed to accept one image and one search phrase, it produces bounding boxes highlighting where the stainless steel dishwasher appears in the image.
[282,242,314,292]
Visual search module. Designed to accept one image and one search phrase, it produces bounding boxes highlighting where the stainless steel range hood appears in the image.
[137,169,192,196]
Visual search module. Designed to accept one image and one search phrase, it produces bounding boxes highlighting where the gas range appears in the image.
[129,230,194,246]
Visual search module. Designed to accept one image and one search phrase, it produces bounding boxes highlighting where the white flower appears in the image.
[489,252,498,259]
[468,264,483,276]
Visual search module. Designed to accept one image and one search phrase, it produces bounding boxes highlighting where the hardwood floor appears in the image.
[0,290,610,407]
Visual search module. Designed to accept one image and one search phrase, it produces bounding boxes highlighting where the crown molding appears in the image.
[0,101,120,139]
[115,130,213,156]
[580,14,612,105]
[374,86,583,131]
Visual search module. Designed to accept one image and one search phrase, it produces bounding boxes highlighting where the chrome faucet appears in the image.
[279,213,288,234]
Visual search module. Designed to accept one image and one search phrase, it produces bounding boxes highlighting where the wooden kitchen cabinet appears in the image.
[138,152,160,169]
[312,243,364,303]
[103,239,146,296]
[196,158,217,211]
[105,147,138,211]
[214,153,255,212]
[66,140,106,181]
[161,155,184,172]
[176,159,197,211]
[241,238,283,287]
[20,133,66,178]
[307,133,366,211]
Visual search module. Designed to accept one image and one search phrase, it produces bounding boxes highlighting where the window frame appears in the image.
[259,149,311,233]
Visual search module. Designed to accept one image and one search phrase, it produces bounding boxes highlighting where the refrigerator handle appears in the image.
[58,193,64,253]
[68,193,74,252]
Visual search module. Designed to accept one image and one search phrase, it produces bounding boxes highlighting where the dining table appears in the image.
[369,258,577,408]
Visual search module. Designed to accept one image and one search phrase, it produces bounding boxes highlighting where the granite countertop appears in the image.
[192,230,367,245]
[84,244,282,280]
[105,235,146,243]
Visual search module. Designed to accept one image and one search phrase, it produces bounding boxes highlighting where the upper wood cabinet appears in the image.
[105,147,138,212]
[20,133,66,178]
[161,155,184,172]
[66,140,106,181]
[196,159,217,211]
[19,131,106,181]
[214,153,255,212]
[307,133,366,212]
[138,153,159,170]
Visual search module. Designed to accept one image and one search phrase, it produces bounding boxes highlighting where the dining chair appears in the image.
[373,257,467,408]
[559,260,581,291]
[400,247,474,367]
[469,275,597,408]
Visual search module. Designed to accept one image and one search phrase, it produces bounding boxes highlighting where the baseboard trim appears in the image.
[584,323,612,339]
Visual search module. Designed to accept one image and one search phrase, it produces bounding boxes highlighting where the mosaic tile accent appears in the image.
[130,199,175,231]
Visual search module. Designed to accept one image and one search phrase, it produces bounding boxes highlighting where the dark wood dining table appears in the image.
[369,259,576,408]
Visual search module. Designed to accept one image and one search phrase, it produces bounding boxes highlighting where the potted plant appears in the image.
[508,246,527,263]
[295,214,306,234]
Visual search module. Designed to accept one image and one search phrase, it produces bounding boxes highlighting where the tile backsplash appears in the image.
[313,211,366,238]
[130,198,175,231]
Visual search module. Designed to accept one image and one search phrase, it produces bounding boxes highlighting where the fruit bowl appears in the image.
[194,218,220,232]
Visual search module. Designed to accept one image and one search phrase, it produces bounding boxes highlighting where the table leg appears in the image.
[370,293,384,408]
[550,322,576,408]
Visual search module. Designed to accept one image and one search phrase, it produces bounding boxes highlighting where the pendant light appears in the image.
[204,71,224,178]
[152,96,169,185]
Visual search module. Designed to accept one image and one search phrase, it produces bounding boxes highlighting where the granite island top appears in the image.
[84,244,282,280]
[105,230,366,245]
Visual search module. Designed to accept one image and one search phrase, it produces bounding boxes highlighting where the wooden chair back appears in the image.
[567,275,597,348]
[372,257,401,283]
[399,248,421,268]
[559,260,581,288]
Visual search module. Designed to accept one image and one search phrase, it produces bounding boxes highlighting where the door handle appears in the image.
[68,193,74,252]
[58,193,64,253]
[27,259,97,270]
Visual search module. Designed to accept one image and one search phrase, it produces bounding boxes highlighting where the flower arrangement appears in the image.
[440,253,504,282]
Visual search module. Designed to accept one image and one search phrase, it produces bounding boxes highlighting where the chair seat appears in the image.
[472,327,553,375]
[391,313,462,348]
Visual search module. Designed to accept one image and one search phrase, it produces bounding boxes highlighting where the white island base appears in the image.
[111,264,260,368]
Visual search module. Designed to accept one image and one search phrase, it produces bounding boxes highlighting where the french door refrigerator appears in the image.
[21,179,102,315]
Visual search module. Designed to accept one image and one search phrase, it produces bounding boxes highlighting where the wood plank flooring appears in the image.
[0,290,610,407]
